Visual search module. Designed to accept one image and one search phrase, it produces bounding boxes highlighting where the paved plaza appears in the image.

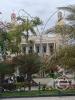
[2,96,75,100]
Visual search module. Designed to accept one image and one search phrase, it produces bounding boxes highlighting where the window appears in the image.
[36,46,39,53]
[22,46,26,53]
[43,45,46,53]
[29,46,33,53]
[50,43,54,54]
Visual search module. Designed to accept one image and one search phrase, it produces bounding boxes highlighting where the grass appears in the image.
[0,89,75,98]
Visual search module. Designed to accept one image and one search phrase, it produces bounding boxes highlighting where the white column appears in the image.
[20,44,23,54]
[34,44,36,53]
[26,46,29,54]
[0,46,1,53]
[40,43,43,56]
[46,43,50,55]
[16,67,19,76]
[14,66,19,77]
[54,43,56,52]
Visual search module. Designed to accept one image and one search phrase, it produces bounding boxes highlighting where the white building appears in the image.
[21,34,61,57]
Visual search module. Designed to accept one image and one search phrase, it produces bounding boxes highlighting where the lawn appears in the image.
[0,89,75,98]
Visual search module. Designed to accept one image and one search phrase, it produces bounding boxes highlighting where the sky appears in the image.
[0,0,75,29]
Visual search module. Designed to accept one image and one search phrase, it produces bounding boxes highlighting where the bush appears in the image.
[2,83,16,91]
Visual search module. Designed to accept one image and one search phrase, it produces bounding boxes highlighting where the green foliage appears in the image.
[58,5,75,38]
[0,29,8,54]
[49,46,75,71]
[7,16,42,53]
[0,61,15,75]
[0,16,42,54]
[32,17,43,26]
[1,89,75,97]
[55,25,73,35]
[17,16,42,41]
[12,54,42,75]
[12,53,42,91]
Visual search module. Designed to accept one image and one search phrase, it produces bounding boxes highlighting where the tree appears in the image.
[53,5,75,74]
[7,24,24,54]
[58,5,75,38]
[0,60,15,87]
[48,46,75,72]
[12,53,42,91]
[17,16,42,42]
[55,24,74,45]
[0,28,8,60]
[7,16,42,54]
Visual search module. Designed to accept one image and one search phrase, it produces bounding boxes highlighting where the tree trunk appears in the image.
[0,74,4,92]
[26,30,29,42]
[27,73,32,91]
[0,74,4,84]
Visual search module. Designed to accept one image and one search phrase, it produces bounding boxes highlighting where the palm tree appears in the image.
[7,24,24,54]
[8,16,42,54]
[17,16,42,41]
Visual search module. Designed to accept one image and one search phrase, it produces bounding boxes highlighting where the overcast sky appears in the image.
[0,0,75,29]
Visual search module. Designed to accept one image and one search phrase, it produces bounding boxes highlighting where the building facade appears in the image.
[21,34,61,57]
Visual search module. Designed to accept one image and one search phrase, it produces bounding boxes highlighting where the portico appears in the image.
[21,34,61,57]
